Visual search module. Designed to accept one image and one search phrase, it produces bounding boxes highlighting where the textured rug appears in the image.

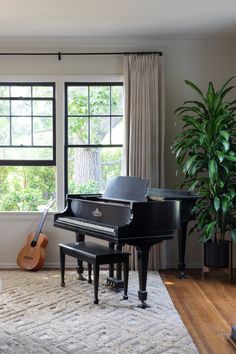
[0,270,198,354]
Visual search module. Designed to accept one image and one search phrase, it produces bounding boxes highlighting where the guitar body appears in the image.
[17,232,48,271]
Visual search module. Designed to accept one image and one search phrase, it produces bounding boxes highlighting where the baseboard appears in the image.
[165,262,236,270]
[165,262,202,269]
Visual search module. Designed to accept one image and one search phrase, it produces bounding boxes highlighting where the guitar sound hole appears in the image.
[31,241,37,247]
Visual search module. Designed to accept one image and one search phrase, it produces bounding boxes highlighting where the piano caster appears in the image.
[61,282,65,287]
[123,295,128,300]
[88,279,92,284]
[137,302,150,309]
[94,299,99,305]
[177,271,187,279]
[137,290,150,309]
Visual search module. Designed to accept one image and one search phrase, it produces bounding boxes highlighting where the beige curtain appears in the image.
[123,53,167,270]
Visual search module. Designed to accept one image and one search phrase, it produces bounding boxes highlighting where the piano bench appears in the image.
[58,242,130,305]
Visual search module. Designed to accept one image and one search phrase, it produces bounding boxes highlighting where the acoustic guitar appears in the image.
[17,199,54,271]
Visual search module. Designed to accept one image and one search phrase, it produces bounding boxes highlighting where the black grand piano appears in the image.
[54,176,198,308]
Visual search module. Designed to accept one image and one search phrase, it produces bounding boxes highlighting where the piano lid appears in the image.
[102,176,148,202]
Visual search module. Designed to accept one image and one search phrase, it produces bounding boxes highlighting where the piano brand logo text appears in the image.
[92,208,102,218]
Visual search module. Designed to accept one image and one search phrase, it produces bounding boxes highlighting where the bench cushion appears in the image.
[59,242,129,265]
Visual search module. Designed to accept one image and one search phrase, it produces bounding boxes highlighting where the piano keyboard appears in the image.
[56,217,117,235]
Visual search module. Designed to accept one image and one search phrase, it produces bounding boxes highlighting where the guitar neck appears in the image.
[33,209,49,242]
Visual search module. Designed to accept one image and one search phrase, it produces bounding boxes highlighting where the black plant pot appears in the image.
[203,240,230,268]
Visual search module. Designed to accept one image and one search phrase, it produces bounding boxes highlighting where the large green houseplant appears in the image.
[172,77,236,266]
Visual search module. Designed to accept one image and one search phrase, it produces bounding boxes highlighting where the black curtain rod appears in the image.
[0,51,162,61]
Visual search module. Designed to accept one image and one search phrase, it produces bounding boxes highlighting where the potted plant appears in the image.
[172,77,236,268]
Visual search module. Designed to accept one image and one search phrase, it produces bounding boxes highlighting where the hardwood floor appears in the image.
[160,269,236,354]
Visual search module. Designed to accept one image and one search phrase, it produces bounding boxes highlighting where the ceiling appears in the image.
[1,0,236,39]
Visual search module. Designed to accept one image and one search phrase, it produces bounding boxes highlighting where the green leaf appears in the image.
[222,140,230,151]
[219,131,230,141]
[222,197,229,213]
[184,80,204,98]
[225,155,236,162]
[189,180,199,191]
[220,85,235,100]
[221,163,229,174]
[207,82,215,109]
[208,159,218,183]
[218,76,236,96]
[216,151,225,163]
[183,155,198,174]
[214,196,220,211]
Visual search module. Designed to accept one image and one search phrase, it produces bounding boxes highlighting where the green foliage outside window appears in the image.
[0,166,55,211]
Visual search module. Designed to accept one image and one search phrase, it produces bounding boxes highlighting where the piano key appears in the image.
[56,216,116,235]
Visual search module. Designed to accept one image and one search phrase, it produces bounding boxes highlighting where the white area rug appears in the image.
[0,270,199,354]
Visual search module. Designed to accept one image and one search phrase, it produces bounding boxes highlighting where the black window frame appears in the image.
[0,82,56,166]
[64,82,123,195]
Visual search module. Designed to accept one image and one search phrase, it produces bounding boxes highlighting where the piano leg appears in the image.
[177,222,187,279]
[136,243,152,309]
[75,233,86,280]
[108,242,115,278]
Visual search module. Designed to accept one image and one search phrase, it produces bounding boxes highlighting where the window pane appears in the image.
[33,117,52,145]
[0,147,53,160]
[0,166,55,211]
[67,146,123,194]
[0,117,10,145]
[11,100,31,116]
[33,100,52,116]
[11,86,31,97]
[68,86,88,115]
[0,86,9,97]
[90,117,109,144]
[12,117,31,145]
[0,100,10,115]
[68,117,88,144]
[33,86,53,98]
[111,86,123,115]
[0,83,55,166]
[90,86,110,115]
[111,117,123,144]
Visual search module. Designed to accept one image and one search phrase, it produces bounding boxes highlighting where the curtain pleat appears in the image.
[123,54,166,270]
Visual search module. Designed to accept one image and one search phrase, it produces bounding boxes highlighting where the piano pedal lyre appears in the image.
[106,276,124,291]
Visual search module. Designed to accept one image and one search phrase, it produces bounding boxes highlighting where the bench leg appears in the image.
[88,263,92,283]
[59,247,65,287]
[93,263,100,304]
[123,260,129,300]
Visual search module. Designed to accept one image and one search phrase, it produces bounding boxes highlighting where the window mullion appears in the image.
[109,85,112,144]
[88,85,90,144]
[31,86,33,146]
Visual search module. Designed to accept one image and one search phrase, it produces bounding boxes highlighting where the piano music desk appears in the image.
[58,242,130,304]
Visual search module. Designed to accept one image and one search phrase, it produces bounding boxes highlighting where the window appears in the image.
[0,83,55,165]
[65,83,123,194]
[0,83,56,211]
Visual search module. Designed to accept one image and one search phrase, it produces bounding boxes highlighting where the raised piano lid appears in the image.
[102,176,149,202]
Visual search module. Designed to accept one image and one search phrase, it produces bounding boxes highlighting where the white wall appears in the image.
[0,37,236,269]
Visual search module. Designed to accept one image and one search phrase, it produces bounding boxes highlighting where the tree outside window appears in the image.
[65,83,124,194]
